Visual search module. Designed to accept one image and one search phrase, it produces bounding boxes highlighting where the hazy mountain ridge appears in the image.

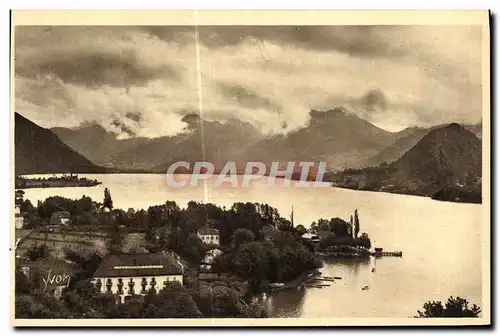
[241,108,408,171]
[53,113,264,172]
[49,108,482,174]
[17,112,483,202]
[15,112,105,175]
[326,123,482,203]
[51,123,152,167]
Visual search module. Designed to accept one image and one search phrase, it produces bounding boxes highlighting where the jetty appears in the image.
[371,248,402,257]
[318,247,402,258]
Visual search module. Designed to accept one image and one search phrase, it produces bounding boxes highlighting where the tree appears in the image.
[195,282,254,317]
[355,232,371,249]
[103,188,113,211]
[416,296,481,318]
[230,228,255,249]
[310,218,330,233]
[26,244,50,261]
[37,196,75,219]
[107,224,124,254]
[20,199,35,213]
[354,209,360,239]
[182,233,206,264]
[276,218,293,232]
[76,196,93,213]
[15,267,32,295]
[148,201,181,230]
[330,217,350,237]
[295,224,307,237]
[231,241,270,286]
[348,215,353,238]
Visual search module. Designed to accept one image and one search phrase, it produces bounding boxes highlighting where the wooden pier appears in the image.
[372,250,402,257]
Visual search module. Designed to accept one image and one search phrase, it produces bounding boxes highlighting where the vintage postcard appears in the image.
[10,10,490,327]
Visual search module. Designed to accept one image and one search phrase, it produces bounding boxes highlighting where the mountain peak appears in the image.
[448,122,463,129]
[389,123,482,191]
[15,112,104,174]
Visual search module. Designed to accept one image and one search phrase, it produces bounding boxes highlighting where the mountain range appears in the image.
[15,110,482,202]
[52,114,263,172]
[242,108,409,171]
[50,108,482,173]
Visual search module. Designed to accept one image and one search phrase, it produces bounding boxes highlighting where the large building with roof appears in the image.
[197,227,220,246]
[91,251,184,303]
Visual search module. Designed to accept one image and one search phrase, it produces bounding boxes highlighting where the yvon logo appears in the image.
[41,269,71,292]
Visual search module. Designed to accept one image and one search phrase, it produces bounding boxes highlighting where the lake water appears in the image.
[20,174,482,318]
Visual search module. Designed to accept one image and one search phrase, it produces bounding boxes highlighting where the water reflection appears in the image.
[255,287,306,318]
[322,256,371,277]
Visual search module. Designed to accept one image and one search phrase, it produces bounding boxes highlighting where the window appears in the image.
[106,279,112,294]
[150,277,157,292]
[95,279,102,292]
[128,278,135,295]
[117,279,124,294]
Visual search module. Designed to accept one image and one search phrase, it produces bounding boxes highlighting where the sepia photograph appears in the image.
[10,10,490,327]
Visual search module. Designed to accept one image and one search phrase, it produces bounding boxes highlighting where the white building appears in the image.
[50,211,71,226]
[200,248,223,272]
[301,233,321,243]
[197,227,220,246]
[91,251,184,303]
[15,205,24,229]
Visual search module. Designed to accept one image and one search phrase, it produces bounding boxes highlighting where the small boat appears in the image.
[362,285,370,291]
[315,276,335,282]
[333,276,342,280]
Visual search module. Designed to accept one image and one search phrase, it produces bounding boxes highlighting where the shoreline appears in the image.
[17,183,102,189]
[16,176,102,189]
[19,172,480,205]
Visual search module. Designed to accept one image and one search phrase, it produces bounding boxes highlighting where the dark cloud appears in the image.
[16,76,74,109]
[14,25,483,134]
[361,89,388,112]
[111,119,136,137]
[125,112,143,123]
[141,26,195,42]
[15,49,180,88]
[143,25,405,58]
[217,82,280,110]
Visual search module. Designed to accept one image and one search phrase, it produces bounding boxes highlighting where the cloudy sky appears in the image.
[14,25,483,137]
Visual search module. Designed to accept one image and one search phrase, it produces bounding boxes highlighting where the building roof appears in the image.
[197,227,219,235]
[93,252,183,278]
[301,233,320,240]
[17,258,78,278]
